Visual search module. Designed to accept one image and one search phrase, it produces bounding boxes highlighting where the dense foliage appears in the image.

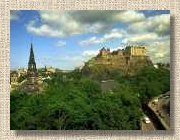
[10,66,170,130]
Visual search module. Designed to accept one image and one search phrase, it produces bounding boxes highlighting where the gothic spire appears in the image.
[26,42,38,92]
[28,43,37,71]
[28,43,35,64]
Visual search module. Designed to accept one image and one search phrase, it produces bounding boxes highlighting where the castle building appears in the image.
[125,46,147,56]
[25,43,38,92]
[99,47,111,58]
[83,45,152,76]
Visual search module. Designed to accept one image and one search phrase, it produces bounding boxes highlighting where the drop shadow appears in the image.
[169,14,175,133]
[14,129,174,137]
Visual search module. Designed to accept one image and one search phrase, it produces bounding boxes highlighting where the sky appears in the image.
[10,10,170,70]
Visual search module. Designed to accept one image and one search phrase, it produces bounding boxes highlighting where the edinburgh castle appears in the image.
[82,45,153,76]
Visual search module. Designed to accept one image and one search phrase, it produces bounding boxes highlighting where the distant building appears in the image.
[17,68,27,77]
[10,71,18,84]
[46,67,56,74]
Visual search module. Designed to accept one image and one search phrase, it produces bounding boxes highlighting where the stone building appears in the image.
[46,67,56,74]
[98,47,111,58]
[96,45,149,65]
[83,45,152,76]
[17,68,27,77]
[124,46,147,56]
[10,71,18,84]
[97,45,147,58]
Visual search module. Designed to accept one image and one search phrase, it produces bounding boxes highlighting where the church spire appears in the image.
[25,42,38,92]
[28,43,37,71]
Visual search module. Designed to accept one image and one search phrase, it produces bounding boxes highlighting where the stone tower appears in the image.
[26,43,38,92]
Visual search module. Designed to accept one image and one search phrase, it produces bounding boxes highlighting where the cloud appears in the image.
[147,36,170,63]
[128,14,170,36]
[71,10,145,24]
[55,40,66,47]
[26,10,146,38]
[103,28,123,39]
[26,11,82,37]
[26,21,64,37]
[82,50,99,57]
[113,10,145,23]
[125,33,159,43]
[10,10,21,21]
[79,36,101,46]
[79,28,124,46]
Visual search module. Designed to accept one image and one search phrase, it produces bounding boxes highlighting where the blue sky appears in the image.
[10,10,170,70]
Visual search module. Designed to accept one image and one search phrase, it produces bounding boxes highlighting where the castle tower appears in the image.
[99,47,110,57]
[26,43,38,92]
